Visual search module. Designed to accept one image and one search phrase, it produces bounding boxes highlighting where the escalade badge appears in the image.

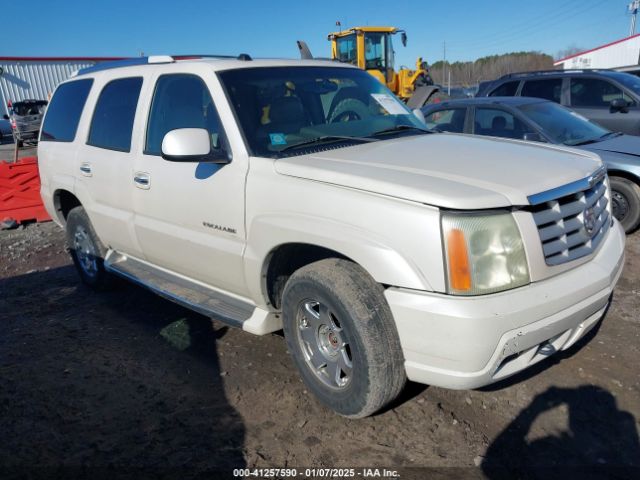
[584,207,596,235]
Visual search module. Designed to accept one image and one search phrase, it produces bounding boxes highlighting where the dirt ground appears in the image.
[0,221,638,479]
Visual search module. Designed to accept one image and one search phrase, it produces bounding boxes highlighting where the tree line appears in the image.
[427,51,555,87]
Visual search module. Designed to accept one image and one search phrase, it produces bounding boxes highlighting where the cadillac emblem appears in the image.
[584,207,596,235]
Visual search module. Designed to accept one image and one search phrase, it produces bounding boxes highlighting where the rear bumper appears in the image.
[385,220,625,389]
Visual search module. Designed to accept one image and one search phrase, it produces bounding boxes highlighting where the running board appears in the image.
[104,253,255,328]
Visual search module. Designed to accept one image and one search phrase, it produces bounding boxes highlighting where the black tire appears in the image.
[282,258,406,418]
[329,98,371,123]
[609,176,640,233]
[66,206,113,290]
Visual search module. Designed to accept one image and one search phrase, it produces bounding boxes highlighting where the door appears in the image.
[75,76,144,257]
[568,77,640,134]
[131,73,248,296]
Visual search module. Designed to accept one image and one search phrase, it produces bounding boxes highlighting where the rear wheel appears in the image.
[282,258,406,418]
[66,206,113,289]
[610,176,640,233]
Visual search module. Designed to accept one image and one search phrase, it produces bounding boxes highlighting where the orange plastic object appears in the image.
[0,157,51,225]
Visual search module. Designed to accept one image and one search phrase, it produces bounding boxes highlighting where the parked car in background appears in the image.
[476,69,640,136]
[0,119,12,144]
[422,96,640,232]
[3,99,48,147]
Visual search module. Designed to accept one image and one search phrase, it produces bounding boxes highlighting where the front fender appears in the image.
[243,212,439,309]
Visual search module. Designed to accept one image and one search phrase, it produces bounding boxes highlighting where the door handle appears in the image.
[134,172,150,189]
[80,162,92,176]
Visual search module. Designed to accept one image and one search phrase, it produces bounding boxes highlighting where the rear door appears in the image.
[568,76,640,134]
[130,69,249,296]
[73,75,144,257]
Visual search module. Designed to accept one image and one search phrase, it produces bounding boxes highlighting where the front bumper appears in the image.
[385,219,626,389]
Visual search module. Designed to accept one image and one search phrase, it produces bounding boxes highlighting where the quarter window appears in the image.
[145,74,224,156]
[570,78,634,107]
[521,79,562,103]
[40,79,93,142]
[489,81,519,97]
[424,108,466,133]
[88,77,142,152]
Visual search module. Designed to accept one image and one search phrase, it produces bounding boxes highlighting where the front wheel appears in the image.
[610,176,640,233]
[282,258,406,418]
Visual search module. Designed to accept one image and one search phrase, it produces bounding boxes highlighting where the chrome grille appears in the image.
[529,174,610,266]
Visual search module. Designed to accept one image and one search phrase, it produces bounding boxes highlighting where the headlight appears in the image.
[441,211,530,295]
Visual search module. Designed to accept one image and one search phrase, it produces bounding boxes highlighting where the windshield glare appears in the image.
[218,66,427,157]
[609,72,640,96]
[518,101,609,146]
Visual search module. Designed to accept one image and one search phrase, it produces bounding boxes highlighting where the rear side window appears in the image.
[521,78,562,103]
[424,108,466,133]
[570,78,634,107]
[41,79,93,142]
[489,81,519,97]
[88,77,143,152]
[145,74,224,156]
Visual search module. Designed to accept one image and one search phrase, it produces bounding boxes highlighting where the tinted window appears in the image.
[474,108,527,139]
[521,78,562,103]
[41,79,93,142]
[570,78,633,107]
[490,81,519,97]
[88,77,142,152]
[146,74,225,156]
[424,108,466,133]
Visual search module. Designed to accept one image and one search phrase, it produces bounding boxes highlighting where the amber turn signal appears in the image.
[446,228,471,292]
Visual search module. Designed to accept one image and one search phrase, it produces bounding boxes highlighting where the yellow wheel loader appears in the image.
[297,26,446,109]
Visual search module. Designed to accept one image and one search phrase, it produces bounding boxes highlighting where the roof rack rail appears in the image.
[75,56,174,76]
[74,53,253,76]
[500,68,612,79]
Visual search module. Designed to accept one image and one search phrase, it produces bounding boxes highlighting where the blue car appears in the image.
[422,96,640,232]
[0,119,13,144]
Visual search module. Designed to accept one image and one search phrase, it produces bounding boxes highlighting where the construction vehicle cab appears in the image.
[328,26,440,108]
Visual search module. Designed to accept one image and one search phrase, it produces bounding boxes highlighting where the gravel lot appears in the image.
[0,221,638,478]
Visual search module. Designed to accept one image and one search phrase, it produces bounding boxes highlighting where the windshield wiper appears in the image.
[277,135,378,153]
[600,131,623,139]
[369,125,432,137]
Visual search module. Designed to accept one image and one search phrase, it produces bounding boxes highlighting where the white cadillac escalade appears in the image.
[38,55,625,417]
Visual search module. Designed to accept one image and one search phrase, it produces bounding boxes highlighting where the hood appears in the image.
[581,134,640,160]
[274,133,603,209]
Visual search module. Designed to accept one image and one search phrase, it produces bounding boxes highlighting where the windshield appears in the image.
[518,101,610,146]
[607,72,640,97]
[218,66,427,158]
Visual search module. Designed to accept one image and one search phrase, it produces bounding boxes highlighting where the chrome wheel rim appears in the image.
[73,226,98,278]
[611,190,629,222]
[296,299,353,389]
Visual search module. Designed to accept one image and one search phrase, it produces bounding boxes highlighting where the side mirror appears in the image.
[412,108,426,125]
[161,128,230,163]
[2,114,8,120]
[610,98,630,114]
[522,131,545,142]
[401,32,407,47]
